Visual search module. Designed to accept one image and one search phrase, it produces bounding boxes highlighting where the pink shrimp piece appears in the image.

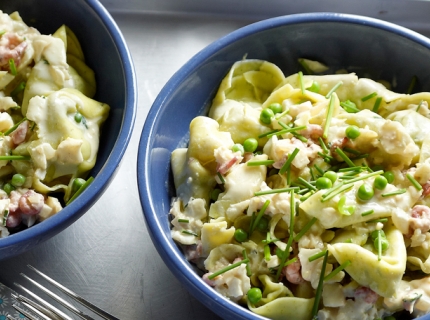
[0,33,27,70]
[6,211,21,228]
[10,120,29,145]
[202,273,217,287]
[283,260,305,284]
[422,182,430,198]
[18,190,44,216]
[217,156,240,175]
[298,124,324,140]
[8,190,21,214]
[410,205,430,233]
[184,242,202,262]
[354,286,379,304]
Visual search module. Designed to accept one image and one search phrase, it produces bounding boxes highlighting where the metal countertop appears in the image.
[1,3,430,319]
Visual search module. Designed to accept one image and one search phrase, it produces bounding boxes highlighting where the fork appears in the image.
[8,265,120,320]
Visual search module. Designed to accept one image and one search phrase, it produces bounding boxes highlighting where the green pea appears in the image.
[374,236,389,251]
[232,143,244,155]
[3,183,15,195]
[323,171,337,183]
[11,173,26,187]
[71,178,86,195]
[357,183,374,201]
[316,177,333,190]
[383,171,395,184]
[371,229,386,240]
[234,228,248,243]
[306,81,320,93]
[210,189,222,202]
[256,216,269,233]
[373,175,388,190]
[268,103,282,114]
[260,108,275,125]
[74,112,83,123]
[345,125,360,139]
[247,287,262,304]
[243,138,258,153]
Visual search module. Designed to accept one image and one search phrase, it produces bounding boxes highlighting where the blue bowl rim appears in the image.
[137,12,430,319]
[0,0,137,251]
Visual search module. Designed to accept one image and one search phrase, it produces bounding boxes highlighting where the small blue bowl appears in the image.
[0,0,136,259]
[137,13,430,319]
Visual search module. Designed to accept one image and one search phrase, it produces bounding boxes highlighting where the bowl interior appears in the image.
[0,0,136,258]
[138,13,430,319]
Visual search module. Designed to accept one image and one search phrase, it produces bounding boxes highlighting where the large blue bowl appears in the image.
[0,0,136,259]
[137,13,430,319]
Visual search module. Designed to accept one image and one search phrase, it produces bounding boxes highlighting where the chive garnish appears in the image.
[406,173,423,191]
[4,117,27,136]
[361,92,377,102]
[314,164,324,176]
[254,187,299,196]
[217,172,225,184]
[267,125,307,138]
[249,200,270,236]
[416,100,423,112]
[178,219,189,223]
[372,97,382,113]
[324,260,351,281]
[311,250,329,319]
[284,257,298,267]
[325,81,343,99]
[262,232,280,244]
[279,148,300,175]
[297,177,317,191]
[367,218,388,223]
[292,132,308,142]
[308,249,328,262]
[181,230,198,237]
[208,258,250,280]
[381,189,407,197]
[10,81,26,97]
[321,184,354,202]
[300,190,315,202]
[343,147,362,156]
[242,249,252,276]
[377,230,382,261]
[264,244,271,261]
[361,209,374,216]
[2,210,8,227]
[323,94,335,139]
[298,58,313,75]
[335,148,355,167]
[407,75,417,94]
[275,109,289,120]
[0,155,30,161]
[66,176,94,205]
[340,100,360,113]
[258,129,280,139]
[298,71,305,95]
[345,170,383,184]
[318,152,334,162]
[338,166,363,172]
[318,137,329,154]
[297,188,310,195]
[294,217,317,241]
[247,160,275,166]
[9,59,17,75]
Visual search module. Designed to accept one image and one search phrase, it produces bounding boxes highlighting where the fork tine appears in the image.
[27,265,120,320]
[19,272,94,320]
[12,291,66,320]
[12,303,46,320]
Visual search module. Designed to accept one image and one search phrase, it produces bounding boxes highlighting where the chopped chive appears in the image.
[294,217,317,241]
[324,260,351,281]
[267,125,307,138]
[372,97,382,113]
[264,244,271,261]
[416,100,423,112]
[249,200,270,236]
[361,92,377,102]
[208,258,250,280]
[2,210,8,227]
[297,177,317,191]
[311,250,329,319]
[335,147,355,167]
[4,117,27,136]
[381,188,407,197]
[242,249,252,276]
[275,109,289,120]
[9,59,17,75]
[279,148,300,175]
[345,170,384,184]
[343,147,362,156]
[367,218,388,223]
[217,172,225,184]
[323,94,335,139]
[297,188,310,195]
[340,100,360,113]
[247,160,275,166]
[314,164,324,176]
[10,81,26,97]
[178,219,189,223]
[300,190,315,201]
[338,166,363,172]
[377,230,382,261]
[318,137,329,154]
[407,75,417,94]
[361,209,374,216]
[181,230,198,237]
[325,81,343,99]
[298,58,314,75]
[308,250,328,262]
[298,71,305,95]
[254,187,300,196]
[338,175,356,180]
[66,176,94,205]
[321,184,354,202]
[292,132,308,142]
[318,152,334,162]
[284,257,298,267]
[310,167,316,181]
[258,129,280,139]
[406,173,423,191]
[321,181,345,198]
[0,155,30,161]
[262,232,280,244]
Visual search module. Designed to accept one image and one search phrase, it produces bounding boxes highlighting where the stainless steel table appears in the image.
[1,1,430,319]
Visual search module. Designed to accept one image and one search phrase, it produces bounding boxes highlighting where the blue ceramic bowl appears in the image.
[0,0,136,259]
[137,13,430,319]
